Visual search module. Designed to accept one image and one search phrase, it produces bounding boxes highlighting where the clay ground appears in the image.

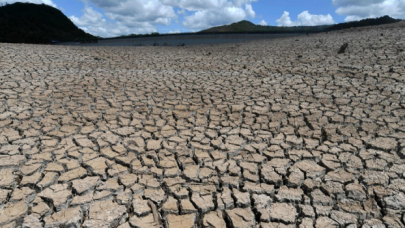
[0,22,405,228]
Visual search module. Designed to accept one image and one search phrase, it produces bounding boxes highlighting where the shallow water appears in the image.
[58,33,306,47]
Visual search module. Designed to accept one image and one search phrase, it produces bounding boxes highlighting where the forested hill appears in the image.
[325,15,401,31]
[199,20,329,33]
[198,16,401,34]
[0,2,96,44]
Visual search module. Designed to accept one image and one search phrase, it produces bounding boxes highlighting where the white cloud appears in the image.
[258,19,267,26]
[70,0,176,37]
[297,11,335,26]
[81,0,127,8]
[182,7,246,30]
[245,3,255,18]
[0,0,56,8]
[161,0,225,11]
[181,1,257,30]
[168,30,180,34]
[276,11,296,26]
[276,11,335,26]
[332,0,386,7]
[233,0,258,7]
[86,0,176,24]
[333,0,405,21]
[70,6,105,27]
[177,8,187,15]
[70,0,259,36]
[160,0,257,11]
[69,6,157,37]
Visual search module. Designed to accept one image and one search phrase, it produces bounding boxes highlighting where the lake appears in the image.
[58,33,307,47]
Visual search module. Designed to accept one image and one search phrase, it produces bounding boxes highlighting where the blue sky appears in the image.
[1,0,404,37]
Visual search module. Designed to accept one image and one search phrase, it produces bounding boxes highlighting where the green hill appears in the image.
[199,20,330,33]
[201,20,260,32]
[326,15,401,31]
[199,16,401,34]
[0,2,96,44]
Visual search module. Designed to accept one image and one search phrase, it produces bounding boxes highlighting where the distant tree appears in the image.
[326,15,400,31]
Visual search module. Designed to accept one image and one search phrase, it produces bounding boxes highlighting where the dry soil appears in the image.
[1,22,405,228]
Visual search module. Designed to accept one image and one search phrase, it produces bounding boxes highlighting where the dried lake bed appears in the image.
[0,22,405,227]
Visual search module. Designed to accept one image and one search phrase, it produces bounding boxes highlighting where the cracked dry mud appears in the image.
[1,22,405,228]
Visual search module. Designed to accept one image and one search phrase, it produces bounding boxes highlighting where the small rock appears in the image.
[338,43,348,54]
